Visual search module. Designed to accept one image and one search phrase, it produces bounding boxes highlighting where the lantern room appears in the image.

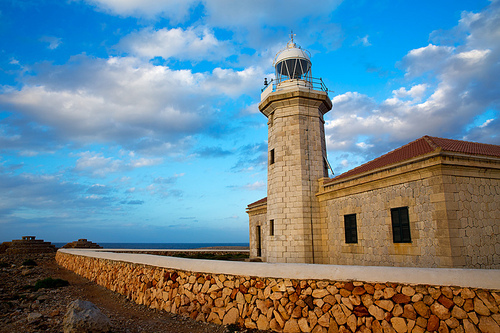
[273,34,312,86]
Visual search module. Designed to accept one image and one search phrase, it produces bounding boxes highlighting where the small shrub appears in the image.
[22,259,37,266]
[226,324,240,332]
[34,277,69,290]
[21,285,35,291]
[0,242,10,254]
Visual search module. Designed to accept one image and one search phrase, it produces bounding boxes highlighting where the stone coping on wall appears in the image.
[58,249,500,290]
[87,248,249,253]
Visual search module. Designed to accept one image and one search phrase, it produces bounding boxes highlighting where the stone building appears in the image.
[247,38,500,269]
[1,236,57,254]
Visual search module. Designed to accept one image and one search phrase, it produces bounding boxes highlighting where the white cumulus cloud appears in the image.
[118,27,229,61]
[0,53,264,155]
[325,0,500,167]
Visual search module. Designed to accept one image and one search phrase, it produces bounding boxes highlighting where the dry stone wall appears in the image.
[56,251,500,333]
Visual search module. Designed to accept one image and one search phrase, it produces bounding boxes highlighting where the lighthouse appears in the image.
[253,34,332,263]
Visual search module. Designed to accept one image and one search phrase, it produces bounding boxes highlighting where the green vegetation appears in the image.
[225,324,240,332]
[22,259,37,266]
[34,277,69,290]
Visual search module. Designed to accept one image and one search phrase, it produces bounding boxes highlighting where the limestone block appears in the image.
[375,299,394,312]
[257,314,269,330]
[474,298,491,316]
[393,304,404,317]
[426,314,439,332]
[478,316,500,333]
[402,304,417,320]
[468,312,479,325]
[464,299,474,312]
[438,295,454,309]
[63,299,111,333]
[283,318,301,333]
[313,289,330,299]
[445,317,460,329]
[476,290,499,313]
[368,304,386,321]
[298,317,311,332]
[207,311,221,324]
[430,302,450,320]
[391,317,408,333]
[413,301,430,318]
[331,304,348,325]
[463,318,479,333]
[318,313,330,327]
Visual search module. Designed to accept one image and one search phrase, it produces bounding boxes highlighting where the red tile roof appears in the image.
[426,136,500,157]
[248,136,500,205]
[328,136,500,183]
[247,197,267,208]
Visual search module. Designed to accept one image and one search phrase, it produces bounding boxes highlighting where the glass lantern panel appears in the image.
[276,59,311,80]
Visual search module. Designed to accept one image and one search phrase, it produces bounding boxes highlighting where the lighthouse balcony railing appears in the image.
[261,77,328,94]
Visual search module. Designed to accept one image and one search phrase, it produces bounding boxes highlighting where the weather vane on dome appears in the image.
[287,30,297,48]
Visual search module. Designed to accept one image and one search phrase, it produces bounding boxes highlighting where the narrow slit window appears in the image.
[270,219,274,236]
[391,207,411,243]
[344,214,357,244]
[270,149,275,165]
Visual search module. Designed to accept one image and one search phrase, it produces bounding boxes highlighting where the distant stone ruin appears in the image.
[62,239,102,249]
[3,236,57,254]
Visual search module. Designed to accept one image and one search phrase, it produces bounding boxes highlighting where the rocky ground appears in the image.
[0,252,272,333]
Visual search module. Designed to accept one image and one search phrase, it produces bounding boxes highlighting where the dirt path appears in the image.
[0,253,270,333]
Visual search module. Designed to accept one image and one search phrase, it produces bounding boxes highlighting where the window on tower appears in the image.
[270,149,275,165]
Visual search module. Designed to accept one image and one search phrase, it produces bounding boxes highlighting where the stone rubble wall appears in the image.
[56,251,500,333]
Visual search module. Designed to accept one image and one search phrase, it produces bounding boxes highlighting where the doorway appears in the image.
[256,226,262,257]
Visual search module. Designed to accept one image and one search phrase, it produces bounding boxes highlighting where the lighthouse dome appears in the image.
[274,44,311,65]
[273,36,312,84]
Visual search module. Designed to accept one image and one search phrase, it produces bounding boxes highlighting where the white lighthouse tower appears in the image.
[253,34,332,263]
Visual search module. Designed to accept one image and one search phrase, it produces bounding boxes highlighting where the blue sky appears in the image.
[1,0,498,243]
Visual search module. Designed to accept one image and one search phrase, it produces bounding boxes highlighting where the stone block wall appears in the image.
[56,251,500,333]
[318,177,441,267]
[315,156,500,269]
[248,205,267,259]
[451,175,500,268]
[261,89,331,264]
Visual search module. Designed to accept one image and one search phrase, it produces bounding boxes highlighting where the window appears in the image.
[269,149,275,165]
[270,220,274,236]
[344,214,357,244]
[391,207,411,243]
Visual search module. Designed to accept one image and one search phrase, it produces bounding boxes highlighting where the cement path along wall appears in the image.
[56,249,500,333]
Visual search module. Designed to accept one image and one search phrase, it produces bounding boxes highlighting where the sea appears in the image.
[52,242,249,249]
